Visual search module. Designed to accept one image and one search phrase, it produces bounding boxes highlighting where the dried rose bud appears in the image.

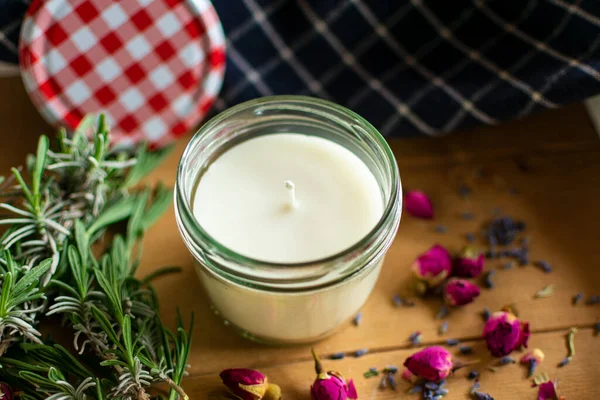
[444,278,481,306]
[453,246,485,278]
[537,381,559,400]
[483,311,530,357]
[412,245,452,289]
[0,383,12,400]
[401,369,416,383]
[404,191,434,219]
[220,368,280,400]
[403,346,453,382]
[311,349,357,400]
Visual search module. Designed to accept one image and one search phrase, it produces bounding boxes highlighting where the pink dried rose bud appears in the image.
[537,380,562,400]
[220,368,280,400]
[401,368,416,383]
[520,348,545,364]
[404,190,434,219]
[0,383,11,400]
[444,278,481,306]
[311,349,357,400]
[483,311,530,357]
[412,244,452,289]
[403,346,454,382]
[453,246,485,278]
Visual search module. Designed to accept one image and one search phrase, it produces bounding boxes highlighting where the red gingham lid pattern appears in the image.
[19,0,226,148]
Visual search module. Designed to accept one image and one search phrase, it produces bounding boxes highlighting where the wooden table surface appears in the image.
[1,76,599,399]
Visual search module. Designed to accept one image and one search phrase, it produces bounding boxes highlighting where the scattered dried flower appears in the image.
[354,349,368,358]
[486,217,526,246]
[453,246,485,278]
[220,369,278,400]
[459,346,474,355]
[436,305,450,320]
[572,292,583,305]
[446,339,460,346]
[557,357,571,368]
[458,184,472,198]
[534,284,556,299]
[483,311,530,357]
[412,245,453,289]
[378,375,386,389]
[403,346,454,382]
[330,352,345,360]
[595,322,600,335]
[408,331,422,346]
[408,385,423,394]
[401,369,416,383]
[439,321,449,335]
[533,372,550,387]
[467,370,479,380]
[435,224,448,233]
[404,191,434,219]
[444,278,481,306]
[470,381,481,394]
[482,308,491,321]
[311,349,358,400]
[498,356,516,366]
[386,373,397,391]
[472,391,494,400]
[534,260,552,273]
[483,270,495,289]
[466,232,476,243]
[520,349,544,377]
[353,312,362,326]
[503,261,515,270]
[460,212,474,220]
[0,383,12,400]
[537,381,559,400]
[392,295,403,307]
[363,368,378,378]
[586,295,600,305]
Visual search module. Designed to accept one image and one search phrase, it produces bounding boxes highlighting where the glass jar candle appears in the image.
[175,96,401,344]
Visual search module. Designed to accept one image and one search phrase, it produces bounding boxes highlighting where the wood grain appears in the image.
[1,75,599,398]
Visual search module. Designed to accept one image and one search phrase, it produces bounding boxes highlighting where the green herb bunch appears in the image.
[0,116,193,399]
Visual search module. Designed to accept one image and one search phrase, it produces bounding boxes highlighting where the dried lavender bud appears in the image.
[459,346,474,355]
[472,391,494,400]
[469,381,481,394]
[435,225,448,233]
[393,295,403,307]
[378,375,386,389]
[408,331,422,346]
[484,270,495,289]
[557,357,571,367]
[595,322,600,335]
[424,382,439,390]
[534,260,552,273]
[572,292,583,305]
[446,338,460,346]
[521,236,530,247]
[487,217,525,245]
[439,321,449,335]
[503,261,514,270]
[482,308,491,321]
[498,356,516,365]
[466,232,476,243]
[353,312,362,326]
[467,370,479,380]
[330,352,345,360]
[408,385,423,394]
[387,373,397,391]
[383,366,398,374]
[458,185,472,198]
[461,212,474,220]
[436,388,449,396]
[354,348,368,357]
[527,359,537,377]
[436,306,450,320]
[586,295,600,305]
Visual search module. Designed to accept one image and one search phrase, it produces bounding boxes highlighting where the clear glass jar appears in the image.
[174,96,401,344]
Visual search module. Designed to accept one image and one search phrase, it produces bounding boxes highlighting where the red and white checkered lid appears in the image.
[19,0,226,148]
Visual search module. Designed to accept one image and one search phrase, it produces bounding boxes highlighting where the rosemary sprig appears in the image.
[0,116,193,399]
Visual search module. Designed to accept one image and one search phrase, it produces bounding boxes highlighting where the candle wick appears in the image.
[284,180,298,209]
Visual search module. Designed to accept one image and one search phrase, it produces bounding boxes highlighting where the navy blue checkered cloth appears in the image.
[3,0,600,136]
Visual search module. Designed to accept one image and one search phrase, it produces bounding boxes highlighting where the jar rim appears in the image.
[175,95,401,283]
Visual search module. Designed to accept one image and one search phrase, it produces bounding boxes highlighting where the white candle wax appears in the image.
[193,133,383,263]
[191,133,386,342]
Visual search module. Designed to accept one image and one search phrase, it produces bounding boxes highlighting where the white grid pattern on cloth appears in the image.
[220,1,352,105]
[475,0,600,82]
[297,0,436,135]
[520,14,600,116]
[19,0,226,148]
[240,0,330,98]
[298,3,415,98]
[412,0,557,111]
[442,0,550,132]
[350,0,496,128]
